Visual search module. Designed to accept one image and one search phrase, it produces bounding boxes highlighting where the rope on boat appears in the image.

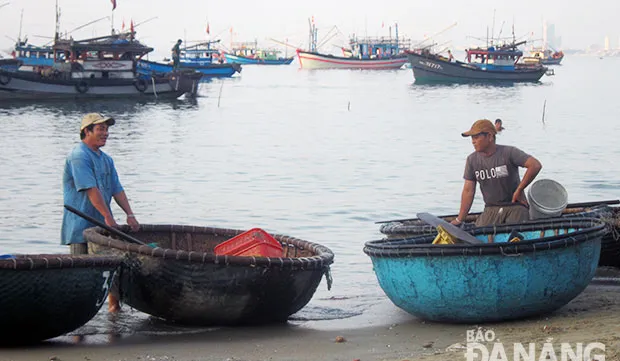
[151,77,158,98]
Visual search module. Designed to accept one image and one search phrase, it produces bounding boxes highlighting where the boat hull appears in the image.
[365,219,606,323]
[138,60,241,78]
[85,224,334,326]
[541,56,563,65]
[223,53,294,65]
[0,254,121,345]
[0,69,200,101]
[297,50,408,70]
[407,52,547,83]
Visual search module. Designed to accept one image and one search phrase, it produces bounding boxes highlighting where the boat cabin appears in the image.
[348,35,411,59]
[180,40,222,65]
[230,41,284,60]
[49,33,153,79]
[13,43,58,67]
[465,45,523,71]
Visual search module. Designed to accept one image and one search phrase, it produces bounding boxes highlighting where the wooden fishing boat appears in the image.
[297,50,408,70]
[0,254,122,344]
[522,47,564,66]
[0,58,22,72]
[297,18,410,70]
[137,59,241,78]
[222,41,294,65]
[84,224,334,326]
[407,41,548,83]
[364,218,608,323]
[223,51,294,65]
[0,33,203,100]
[378,201,620,268]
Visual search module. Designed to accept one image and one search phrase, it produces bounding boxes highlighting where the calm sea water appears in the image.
[0,55,619,338]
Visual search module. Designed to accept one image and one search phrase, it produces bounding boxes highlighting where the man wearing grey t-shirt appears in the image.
[451,119,542,227]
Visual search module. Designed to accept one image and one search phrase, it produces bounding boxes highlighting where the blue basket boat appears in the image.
[364,218,608,323]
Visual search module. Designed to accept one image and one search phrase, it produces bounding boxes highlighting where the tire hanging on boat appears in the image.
[75,81,89,94]
[134,78,148,93]
[0,73,11,85]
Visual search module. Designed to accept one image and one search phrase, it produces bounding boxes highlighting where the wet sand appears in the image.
[1,282,619,361]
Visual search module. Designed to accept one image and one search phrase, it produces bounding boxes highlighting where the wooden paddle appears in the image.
[64,204,147,246]
[375,199,620,224]
[416,212,483,245]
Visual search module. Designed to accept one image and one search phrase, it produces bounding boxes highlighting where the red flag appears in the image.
[121,18,125,31]
[206,22,210,35]
[130,19,134,33]
[110,0,116,10]
[381,21,384,28]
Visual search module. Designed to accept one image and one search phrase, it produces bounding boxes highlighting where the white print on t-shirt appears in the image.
[475,165,509,181]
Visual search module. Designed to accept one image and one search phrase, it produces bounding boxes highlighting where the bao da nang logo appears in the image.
[465,328,606,361]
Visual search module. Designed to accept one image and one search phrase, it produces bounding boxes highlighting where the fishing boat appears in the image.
[296,19,409,70]
[179,39,223,66]
[84,224,334,326]
[0,254,122,344]
[364,218,607,323]
[137,39,241,78]
[377,201,620,268]
[137,59,241,78]
[0,33,203,101]
[222,41,294,65]
[406,41,548,83]
[522,47,564,65]
[10,42,56,68]
[0,58,21,72]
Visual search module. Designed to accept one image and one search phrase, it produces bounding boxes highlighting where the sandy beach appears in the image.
[0,281,618,361]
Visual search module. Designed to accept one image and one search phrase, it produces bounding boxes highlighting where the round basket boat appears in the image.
[84,224,334,326]
[365,218,608,323]
[379,205,620,268]
[0,254,122,344]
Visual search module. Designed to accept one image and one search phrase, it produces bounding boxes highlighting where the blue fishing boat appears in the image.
[223,41,294,65]
[364,218,607,323]
[137,59,241,79]
[178,40,223,66]
[0,58,21,72]
[12,42,56,68]
[0,41,55,72]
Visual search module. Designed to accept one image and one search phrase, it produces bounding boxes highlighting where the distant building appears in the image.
[605,36,610,51]
[543,21,561,49]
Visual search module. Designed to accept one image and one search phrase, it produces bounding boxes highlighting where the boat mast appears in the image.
[490,9,496,46]
[486,26,488,48]
[54,0,60,42]
[308,17,317,52]
[17,8,23,44]
[395,23,399,53]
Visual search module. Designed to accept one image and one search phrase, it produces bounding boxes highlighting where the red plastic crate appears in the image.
[214,228,283,257]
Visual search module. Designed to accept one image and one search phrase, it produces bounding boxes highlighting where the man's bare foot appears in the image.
[108,293,121,313]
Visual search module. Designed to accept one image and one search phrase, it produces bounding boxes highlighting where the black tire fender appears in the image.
[75,80,89,94]
[0,72,11,85]
[134,78,148,93]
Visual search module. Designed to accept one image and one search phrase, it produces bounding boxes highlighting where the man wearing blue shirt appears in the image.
[61,112,140,313]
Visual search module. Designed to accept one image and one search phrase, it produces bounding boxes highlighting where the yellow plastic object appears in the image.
[509,237,521,243]
[432,225,458,245]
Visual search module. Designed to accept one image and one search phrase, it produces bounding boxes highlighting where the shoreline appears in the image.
[1,283,619,361]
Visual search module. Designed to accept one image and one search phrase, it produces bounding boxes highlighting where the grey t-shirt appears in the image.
[463,145,531,206]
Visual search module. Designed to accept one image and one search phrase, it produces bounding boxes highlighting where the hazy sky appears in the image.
[1,0,618,56]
